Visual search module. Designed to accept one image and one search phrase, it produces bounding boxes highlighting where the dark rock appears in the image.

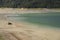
[8,22,12,25]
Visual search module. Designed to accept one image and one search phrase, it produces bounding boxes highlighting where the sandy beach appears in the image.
[0,8,60,40]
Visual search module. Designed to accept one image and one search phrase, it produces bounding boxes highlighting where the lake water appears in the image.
[8,12,60,28]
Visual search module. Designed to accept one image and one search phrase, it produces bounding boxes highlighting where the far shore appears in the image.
[0,8,60,14]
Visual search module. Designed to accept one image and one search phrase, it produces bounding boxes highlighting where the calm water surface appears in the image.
[8,12,60,28]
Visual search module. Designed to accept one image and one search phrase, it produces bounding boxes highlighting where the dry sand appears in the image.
[0,8,60,40]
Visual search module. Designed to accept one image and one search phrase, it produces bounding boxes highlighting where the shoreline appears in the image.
[0,14,60,40]
[11,19,60,30]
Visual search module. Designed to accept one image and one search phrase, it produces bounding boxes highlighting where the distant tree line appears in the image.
[0,0,60,8]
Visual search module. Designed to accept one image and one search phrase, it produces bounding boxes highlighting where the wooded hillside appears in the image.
[0,0,60,8]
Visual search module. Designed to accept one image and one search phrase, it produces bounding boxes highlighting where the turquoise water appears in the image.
[8,12,60,28]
